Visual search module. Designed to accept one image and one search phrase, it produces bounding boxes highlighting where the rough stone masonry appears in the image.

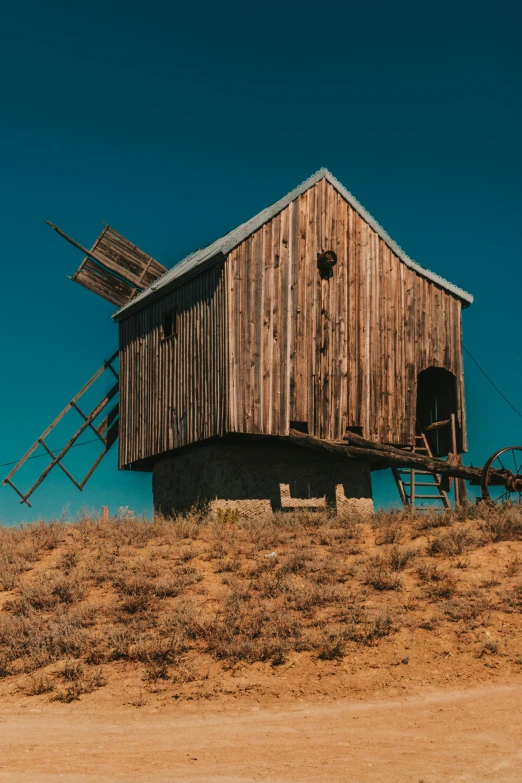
[153,440,373,520]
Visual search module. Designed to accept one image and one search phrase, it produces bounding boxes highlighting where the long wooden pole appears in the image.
[285,428,503,485]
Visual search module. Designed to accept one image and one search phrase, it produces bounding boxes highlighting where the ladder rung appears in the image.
[397,470,434,475]
[402,481,441,487]
[412,494,447,500]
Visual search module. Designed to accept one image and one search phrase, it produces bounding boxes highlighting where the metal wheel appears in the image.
[481,446,522,504]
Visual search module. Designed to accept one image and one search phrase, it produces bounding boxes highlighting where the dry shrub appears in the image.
[179,545,195,562]
[205,591,302,666]
[416,563,457,599]
[143,659,170,682]
[7,573,86,614]
[502,583,522,612]
[171,660,197,683]
[62,659,84,681]
[386,545,419,571]
[57,545,81,574]
[0,654,10,679]
[364,557,402,591]
[375,523,403,546]
[336,514,363,538]
[23,521,65,552]
[364,611,395,643]
[0,605,95,676]
[479,508,522,544]
[334,607,395,645]
[216,508,241,527]
[317,632,346,661]
[22,673,55,696]
[372,508,412,544]
[443,592,491,623]
[281,552,308,574]
[479,639,499,656]
[53,666,106,703]
[413,509,453,531]
[289,579,346,611]
[254,570,286,599]
[505,555,521,578]
[215,555,242,574]
[427,526,477,557]
[0,523,56,591]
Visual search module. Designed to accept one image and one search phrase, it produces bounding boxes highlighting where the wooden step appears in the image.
[402,481,441,487]
[397,469,434,475]
[404,496,447,503]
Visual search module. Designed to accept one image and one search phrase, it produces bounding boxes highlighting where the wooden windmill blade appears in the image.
[2,353,120,506]
[71,258,138,307]
[47,222,168,306]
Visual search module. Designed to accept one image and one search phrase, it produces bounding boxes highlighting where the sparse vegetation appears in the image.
[0,503,522,702]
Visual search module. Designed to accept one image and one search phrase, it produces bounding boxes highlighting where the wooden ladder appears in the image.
[393,431,452,510]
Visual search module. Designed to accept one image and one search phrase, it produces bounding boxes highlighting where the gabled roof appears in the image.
[115,168,473,318]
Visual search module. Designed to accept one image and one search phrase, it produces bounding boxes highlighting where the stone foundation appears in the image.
[153,441,373,520]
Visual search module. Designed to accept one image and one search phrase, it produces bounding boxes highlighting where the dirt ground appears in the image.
[2,509,522,780]
[1,680,521,782]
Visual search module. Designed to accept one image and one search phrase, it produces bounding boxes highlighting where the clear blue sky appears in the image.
[1,0,521,523]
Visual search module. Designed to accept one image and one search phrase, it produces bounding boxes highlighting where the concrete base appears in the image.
[153,441,373,520]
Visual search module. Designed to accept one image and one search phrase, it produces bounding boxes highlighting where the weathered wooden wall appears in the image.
[118,265,226,467]
[118,176,467,468]
[225,178,467,449]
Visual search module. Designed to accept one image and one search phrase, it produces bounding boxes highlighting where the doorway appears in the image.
[416,367,459,457]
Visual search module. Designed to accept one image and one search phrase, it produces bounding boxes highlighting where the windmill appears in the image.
[4,169,520,514]
[2,223,167,507]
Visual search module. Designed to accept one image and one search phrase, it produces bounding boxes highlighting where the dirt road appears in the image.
[1,683,520,782]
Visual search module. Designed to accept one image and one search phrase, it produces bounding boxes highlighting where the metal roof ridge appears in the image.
[114,167,473,318]
[320,169,473,306]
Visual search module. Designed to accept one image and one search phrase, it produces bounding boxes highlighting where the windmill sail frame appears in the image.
[2,352,119,506]
[47,222,168,307]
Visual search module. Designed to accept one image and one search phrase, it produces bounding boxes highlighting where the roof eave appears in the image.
[113,251,226,321]
[114,166,473,318]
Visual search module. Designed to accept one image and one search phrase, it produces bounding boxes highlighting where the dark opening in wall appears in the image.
[161,308,178,340]
[416,366,459,456]
[290,421,309,434]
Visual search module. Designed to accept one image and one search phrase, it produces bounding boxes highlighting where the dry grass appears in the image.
[1,503,522,701]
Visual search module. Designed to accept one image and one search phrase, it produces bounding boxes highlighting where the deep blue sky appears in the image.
[1,0,520,523]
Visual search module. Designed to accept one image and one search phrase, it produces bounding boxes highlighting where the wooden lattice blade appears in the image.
[85,226,167,288]
[48,222,167,306]
[71,259,137,306]
[2,354,119,505]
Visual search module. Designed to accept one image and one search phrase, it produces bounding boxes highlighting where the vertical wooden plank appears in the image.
[313,182,323,436]
[279,203,291,435]
[305,185,317,433]
[252,229,264,432]
[261,223,273,434]
[292,192,307,424]
[288,195,300,426]
[270,213,281,434]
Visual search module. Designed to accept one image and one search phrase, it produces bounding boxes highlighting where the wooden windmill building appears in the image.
[4,169,473,515]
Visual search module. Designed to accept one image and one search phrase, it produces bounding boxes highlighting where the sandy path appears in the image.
[1,684,521,782]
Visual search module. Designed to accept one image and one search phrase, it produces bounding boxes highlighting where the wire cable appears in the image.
[0,438,101,469]
[464,345,522,420]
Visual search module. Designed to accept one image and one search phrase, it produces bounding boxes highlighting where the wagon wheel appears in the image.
[481,446,522,504]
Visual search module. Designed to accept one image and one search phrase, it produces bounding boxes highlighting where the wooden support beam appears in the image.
[285,428,503,485]
[4,478,32,508]
[423,419,451,432]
